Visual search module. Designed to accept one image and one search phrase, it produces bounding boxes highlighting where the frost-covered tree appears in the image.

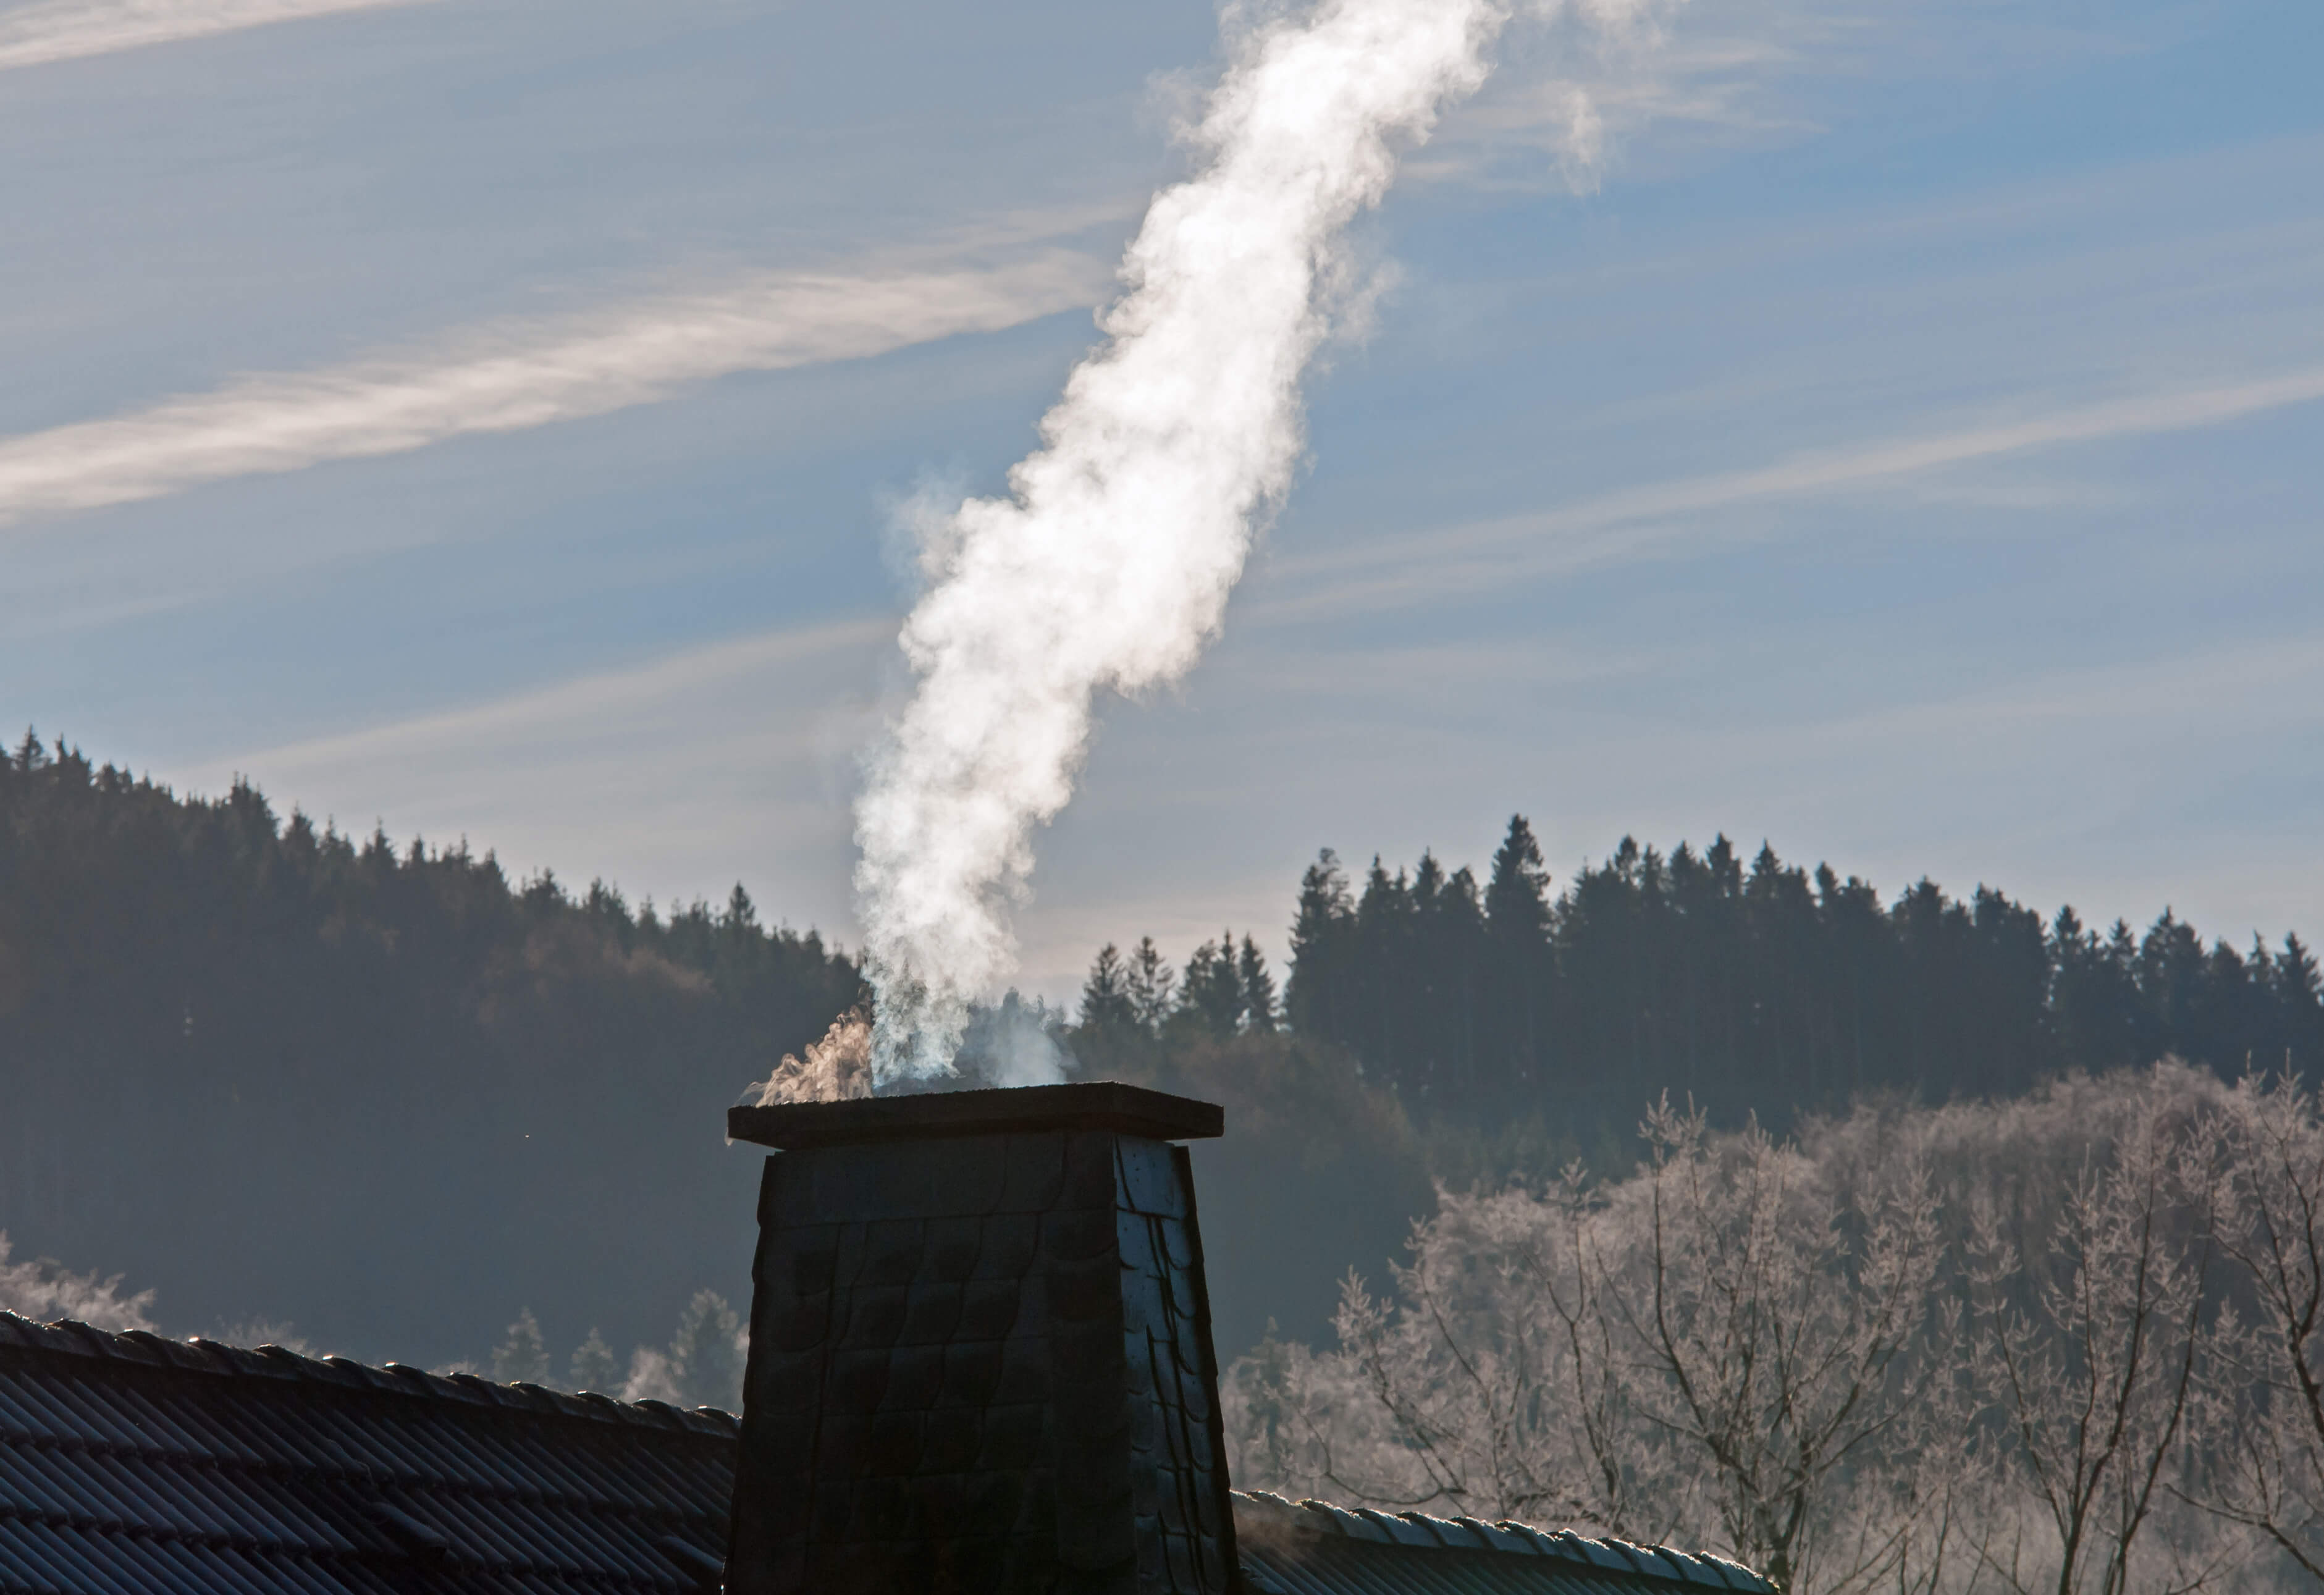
[2197,1073,2324,1581]
[1964,1073,2220,1595]
[1226,1067,2270,1595]
[490,1307,550,1385]
[667,1289,745,1412]
[1284,1099,1964,1593]
[568,1328,620,1395]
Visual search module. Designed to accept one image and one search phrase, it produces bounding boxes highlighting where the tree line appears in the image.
[14,718,2323,1368]
[0,729,860,1370]
[1081,816,2324,1128]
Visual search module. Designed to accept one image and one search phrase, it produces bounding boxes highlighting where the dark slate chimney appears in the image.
[723,1082,1240,1595]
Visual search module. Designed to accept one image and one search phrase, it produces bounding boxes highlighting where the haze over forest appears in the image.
[6,727,2318,1386]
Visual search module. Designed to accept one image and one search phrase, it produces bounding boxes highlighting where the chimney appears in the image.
[723,1082,1240,1595]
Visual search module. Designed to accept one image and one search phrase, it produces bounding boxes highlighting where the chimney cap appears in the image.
[727,1080,1223,1150]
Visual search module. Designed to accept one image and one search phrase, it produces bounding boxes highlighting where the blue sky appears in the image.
[5,0,2319,1002]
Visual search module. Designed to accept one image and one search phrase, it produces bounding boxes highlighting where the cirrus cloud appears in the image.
[0,0,439,72]
[0,251,1108,532]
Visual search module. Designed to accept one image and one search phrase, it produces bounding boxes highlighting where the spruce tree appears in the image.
[490,1308,550,1385]
[1355,860,1415,1093]
[1433,865,1486,1100]
[2278,933,2323,1009]
[1079,944,1139,1038]
[1480,816,1553,1097]
[1127,937,1176,1035]
[568,1328,620,1394]
[1179,933,1244,1040]
[1237,936,1278,1033]
[1286,850,1356,1043]
[667,1290,744,1412]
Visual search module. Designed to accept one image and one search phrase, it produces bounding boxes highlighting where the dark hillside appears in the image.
[14,725,2324,1373]
[0,731,861,1371]
[1064,820,2324,1355]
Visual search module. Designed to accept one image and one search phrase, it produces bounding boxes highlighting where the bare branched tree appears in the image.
[1228,1098,1971,1593]
[1964,1077,2220,1595]
[2197,1074,2324,1580]
[1223,1066,2284,1595]
[1324,1169,1683,1539]
[1607,1100,1965,1593]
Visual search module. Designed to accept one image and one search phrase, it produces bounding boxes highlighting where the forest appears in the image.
[1077,817,2324,1130]
[6,727,2324,1441]
[1225,1065,2324,1594]
[0,730,859,1375]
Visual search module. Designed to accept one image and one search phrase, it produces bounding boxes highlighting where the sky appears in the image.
[4,0,2320,1006]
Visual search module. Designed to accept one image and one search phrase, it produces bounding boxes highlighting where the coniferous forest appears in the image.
[1267,817,2324,1123]
[6,730,2322,1374]
[1077,815,2323,1133]
[0,731,860,1376]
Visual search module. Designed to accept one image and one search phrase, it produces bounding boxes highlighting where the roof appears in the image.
[728,1079,1226,1150]
[0,1313,736,1594]
[0,1313,1768,1595]
[1231,1492,1777,1595]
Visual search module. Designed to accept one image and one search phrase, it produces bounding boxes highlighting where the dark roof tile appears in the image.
[1229,1492,1777,1595]
[0,1313,1767,1594]
[0,1313,735,1593]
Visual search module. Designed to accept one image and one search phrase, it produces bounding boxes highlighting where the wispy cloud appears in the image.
[1259,365,2324,620]
[1423,23,1819,190]
[219,617,888,778]
[183,617,897,922]
[0,251,1108,531]
[0,0,434,71]
[1424,0,2178,192]
[179,605,1313,998]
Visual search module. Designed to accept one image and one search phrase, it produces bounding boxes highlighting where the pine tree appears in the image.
[2278,933,2323,1010]
[490,1308,550,1385]
[1080,944,1139,1038]
[568,1328,620,1394]
[2275,932,2324,1072]
[667,1290,744,1412]
[1432,865,1486,1098]
[725,883,758,932]
[1355,860,1415,1092]
[1285,850,1356,1043]
[1179,933,1244,1040]
[1127,937,1176,1035]
[1237,936,1278,1033]
[1480,816,1553,1096]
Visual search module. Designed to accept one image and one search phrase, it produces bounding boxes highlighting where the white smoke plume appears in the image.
[746,1008,875,1106]
[0,1231,157,1332]
[856,0,1646,1082]
[0,0,435,72]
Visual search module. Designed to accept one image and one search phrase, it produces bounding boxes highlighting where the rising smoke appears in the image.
[746,1008,875,1105]
[856,0,1647,1083]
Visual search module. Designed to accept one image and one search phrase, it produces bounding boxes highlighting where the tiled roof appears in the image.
[0,1313,736,1594]
[0,1312,1769,1595]
[1231,1491,1777,1595]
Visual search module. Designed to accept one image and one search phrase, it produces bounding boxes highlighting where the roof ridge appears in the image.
[0,1310,740,1438]
[1231,1491,1775,1593]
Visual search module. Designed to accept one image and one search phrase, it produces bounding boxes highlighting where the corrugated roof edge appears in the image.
[1232,1491,1776,1593]
[0,1311,739,1439]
